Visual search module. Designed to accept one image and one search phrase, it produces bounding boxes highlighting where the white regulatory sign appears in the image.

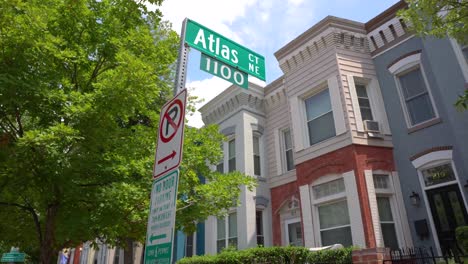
[144,170,179,264]
[153,89,187,179]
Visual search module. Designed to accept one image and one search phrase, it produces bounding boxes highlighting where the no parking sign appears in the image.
[153,89,187,179]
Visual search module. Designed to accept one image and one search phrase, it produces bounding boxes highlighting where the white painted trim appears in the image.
[328,75,347,135]
[368,78,391,135]
[449,38,468,81]
[347,75,364,132]
[388,53,421,74]
[289,96,305,151]
[392,60,440,129]
[364,170,383,247]
[284,218,301,246]
[299,184,315,247]
[343,170,366,247]
[411,150,452,168]
[274,129,283,175]
[413,149,468,255]
[391,171,414,247]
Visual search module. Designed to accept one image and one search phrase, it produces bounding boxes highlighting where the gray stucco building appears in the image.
[368,2,468,255]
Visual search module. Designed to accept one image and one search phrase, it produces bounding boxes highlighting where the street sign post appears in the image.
[144,170,179,264]
[200,54,248,89]
[153,89,187,179]
[185,19,266,81]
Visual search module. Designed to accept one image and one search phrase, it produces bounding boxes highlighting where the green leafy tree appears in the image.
[398,0,468,109]
[0,0,255,263]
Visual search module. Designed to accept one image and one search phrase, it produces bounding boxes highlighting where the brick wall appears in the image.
[270,144,395,248]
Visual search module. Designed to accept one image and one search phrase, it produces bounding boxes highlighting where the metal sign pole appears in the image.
[173,18,190,96]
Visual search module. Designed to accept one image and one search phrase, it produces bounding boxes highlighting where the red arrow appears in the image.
[158,150,177,164]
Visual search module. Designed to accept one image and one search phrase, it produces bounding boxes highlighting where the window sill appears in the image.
[407,117,442,134]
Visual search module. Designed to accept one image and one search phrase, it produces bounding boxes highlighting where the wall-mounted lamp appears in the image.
[410,191,420,207]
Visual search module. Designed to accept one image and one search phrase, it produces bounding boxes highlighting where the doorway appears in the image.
[426,184,468,255]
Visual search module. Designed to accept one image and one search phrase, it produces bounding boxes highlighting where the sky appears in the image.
[148,0,399,128]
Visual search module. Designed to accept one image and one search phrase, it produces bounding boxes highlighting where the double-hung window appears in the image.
[228,139,236,172]
[253,136,261,176]
[216,212,238,252]
[282,129,294,171]
[312,178,352,246]
[256,210,264,246]
[397,67,436,126]
[373,174,399,250]
[305,89,335,145]
[389,52,438,128]
[356,84,374,121]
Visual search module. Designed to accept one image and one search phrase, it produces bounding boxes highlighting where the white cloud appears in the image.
[185,77,231,128]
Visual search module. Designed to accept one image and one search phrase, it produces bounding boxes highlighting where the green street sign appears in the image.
[200,54,248,89]
[1,252,25,262]
[185,19,266,81]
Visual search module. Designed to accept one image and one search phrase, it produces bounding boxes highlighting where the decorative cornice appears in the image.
[201,92,265,125]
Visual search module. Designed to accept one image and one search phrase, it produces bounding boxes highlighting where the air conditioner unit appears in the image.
[364,120,380,133]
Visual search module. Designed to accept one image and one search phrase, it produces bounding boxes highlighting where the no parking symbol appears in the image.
[153,89,187,179]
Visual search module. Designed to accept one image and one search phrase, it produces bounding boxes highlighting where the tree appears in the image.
[398,0,468,109]
[0,0,255,263]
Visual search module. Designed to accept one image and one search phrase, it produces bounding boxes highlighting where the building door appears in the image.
[426,184,468,255]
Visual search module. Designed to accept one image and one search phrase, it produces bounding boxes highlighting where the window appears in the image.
[373,174,400,250]
[285,219,303,246]
[256,210,264,246]
[312,178,352,246]
[228,139,235,172]
[216,144,224,173]
[421,163,456,187]
[355,84,374,121]
[113,248,120,264]
[217,212,237,252]
[282,129,294,171]
[318,200,352,246]
[397,67,436,126]
[305,89,335,145]
[186,234,194,257]
[377,197,399,250]
[253,136,261,176]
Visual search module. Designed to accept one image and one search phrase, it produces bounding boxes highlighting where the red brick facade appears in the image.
[270,144,395,248]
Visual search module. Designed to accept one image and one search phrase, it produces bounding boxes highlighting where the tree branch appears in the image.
[0,201,43,245]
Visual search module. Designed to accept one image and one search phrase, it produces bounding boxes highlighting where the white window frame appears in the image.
[284,217,302,246]
[388,53,439,129]
[216,211,238,252]
[348,75,391,134]
[253,134,261,176]
[227,138,236,172]
[310,176,352,247]
[289,76,346,151]
[412,149,468,255]
[372,173,404,249]
[281,128,294,172]
[303,86,335,146]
